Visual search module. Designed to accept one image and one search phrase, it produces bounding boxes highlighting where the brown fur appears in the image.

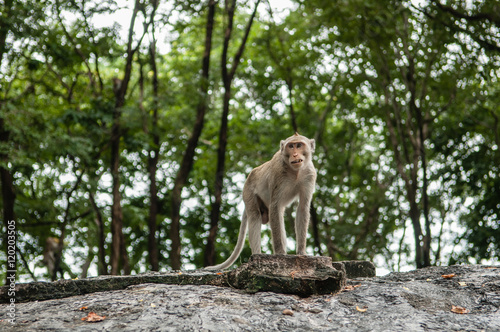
[206,133,316,269]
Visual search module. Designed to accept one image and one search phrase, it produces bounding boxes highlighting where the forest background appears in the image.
[1,0,499,284]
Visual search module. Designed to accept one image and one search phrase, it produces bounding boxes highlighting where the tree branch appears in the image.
[229,0,261,80]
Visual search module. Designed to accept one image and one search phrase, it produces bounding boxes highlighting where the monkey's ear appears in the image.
[280,140,286,152]
[309,139,316,152]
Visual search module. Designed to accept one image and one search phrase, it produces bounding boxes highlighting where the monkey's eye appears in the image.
[288,144,294,149]
[296,143,302,148]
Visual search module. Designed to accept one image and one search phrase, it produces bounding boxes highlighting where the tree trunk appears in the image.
[1,121,16,285]
[148,40,160,271]
[1,162,16,285]
[381,29,433,268]
[310,203,322,256]
[51,173,83,280]
[285,78,298,133]
[0,0,15,287]
[110,108,123,275]
[206,88,231,266]
[205,0,261,266]
[0,0,12,61]
[109,0,144,275]
[416,111,431,267]
[170,0,217,270]
[89,191,108,275]
[404,25,432,267]
[109,99,131,275]
[408,194,425,268]
[384,101,429,269]
[110,0,152,275]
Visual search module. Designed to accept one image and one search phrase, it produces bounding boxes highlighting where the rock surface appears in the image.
[1,264,499,331]
[226,254,346,296]
[1,256,372,303]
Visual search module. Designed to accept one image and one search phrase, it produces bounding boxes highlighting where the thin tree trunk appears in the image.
[110,101,127,275]
[89,191,108,275]
[148,40,160,271]
[206,87,231,266]
[416,113,431,267]
[384,103,426,268]
[310,203,322,256]
[52,172,83,280]
[404,22,432,267]
[206,0,237,267]
[170,0,217,270]
[110,0,146,275]
[0,0,15,287]
[1,142,16,285]
[18,250,37,281]
[0,0,12,61]
[0,164,16,285]
[402,12,432,268]
[285,78,298,132]
[205,0,261,266]
[80,244,94,279]
[380,45,430,269]
[110,83,132,275]
[408,195,425,268]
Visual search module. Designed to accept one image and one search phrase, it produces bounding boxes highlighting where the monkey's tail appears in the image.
[204,210,248,270]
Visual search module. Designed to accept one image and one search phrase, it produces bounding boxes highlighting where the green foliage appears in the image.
[1,0,499,283]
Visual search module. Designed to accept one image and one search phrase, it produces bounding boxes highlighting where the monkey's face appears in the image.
[282,140,309,169]
[280,134,315,170]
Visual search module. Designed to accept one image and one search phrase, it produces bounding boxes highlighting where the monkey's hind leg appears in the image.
[247,206,263,255]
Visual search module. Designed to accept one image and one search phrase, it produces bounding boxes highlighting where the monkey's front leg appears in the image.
[269,203,287,254]
[295,196,311,255]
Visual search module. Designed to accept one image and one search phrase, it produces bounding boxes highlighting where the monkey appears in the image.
[206,133,316,270]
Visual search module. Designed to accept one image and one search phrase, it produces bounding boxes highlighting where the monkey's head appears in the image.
[280,133,315,170]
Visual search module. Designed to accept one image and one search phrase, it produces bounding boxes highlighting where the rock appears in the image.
[227,254,346,296]
[333,260,376,278]
[0,270,228,303]
[0,255,354,303]
[0,265,498,331]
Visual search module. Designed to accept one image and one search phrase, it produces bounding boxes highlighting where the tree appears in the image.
[299,0,484,268]
[2,0,499,284]
[108,0,153,275]
[147,39,161,271]
[170,0,218,270]
[0,0,47,284]
[428,0,500,52]
[204,0,261,267]
[425,0,500,264]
